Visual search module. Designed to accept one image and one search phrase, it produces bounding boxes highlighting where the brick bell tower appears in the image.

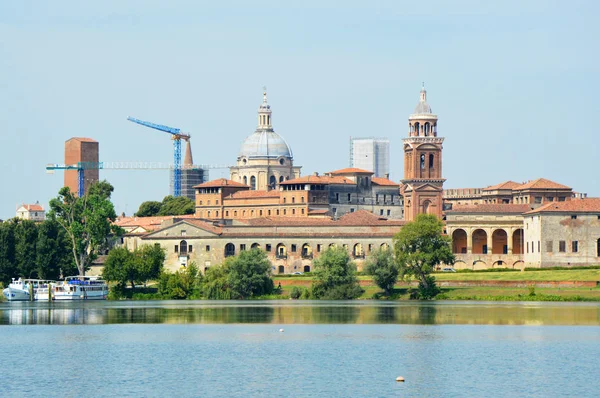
[401,84,445,221]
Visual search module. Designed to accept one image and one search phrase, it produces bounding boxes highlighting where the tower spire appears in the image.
[258,87,272,129]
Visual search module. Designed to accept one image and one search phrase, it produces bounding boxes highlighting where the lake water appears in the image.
[1,301,599,397]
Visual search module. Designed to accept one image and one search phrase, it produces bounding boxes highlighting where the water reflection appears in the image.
[0,301,599,326]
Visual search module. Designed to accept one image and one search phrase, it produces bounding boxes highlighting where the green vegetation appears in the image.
[311,246,364,299]
[365,247,398,295]
[135,195,195,217]
[0,218,75,285]
[159,262,203,299]
[434,269,600,282]
[102,245,165,289]
[49,181,121,276]
[394,214,454,299]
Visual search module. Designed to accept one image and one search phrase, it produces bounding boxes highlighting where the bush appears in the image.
[301,288,311,299]
[290,286,302,299]
[416,275,440,299]
[158,263,203,299]
[311,246,363,300]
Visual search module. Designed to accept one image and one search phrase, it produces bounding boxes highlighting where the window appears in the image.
[336,193,339,202]
[260,210,263,216]
[234,211,238,217]
[332,208,337,214]
[240,244,246,251]
[387,210,391,216]
[292,197,295,204]
[429,154,434,168]
[571,215,577,220]
[206,245,210,252]
[347,193,351,202]
[380,209,384,216]
[317,244,321,252]
[301,209,305,215]
[350,208,355,213]
[546,241,553,253]
[283,198,287,204]
[225,211,229,217]
[199,200,203,205]
[292,209,295,215]
[268,210,272,216]
[526,242,529,253]
[188,245,193,253]
[266,244,272,252]
[558,196,566,202]
[376,194,379,203]
[291,244,297,252]
[283,209,287,215]
[181,230,186,236]
[538,241,540,253]
[559,241,566,252]
[180,240,188,254]
[534,197,542,204]
[175,245,179,253]
[547,197,553,202]
[572,241,578,253]
[420,154,425,169]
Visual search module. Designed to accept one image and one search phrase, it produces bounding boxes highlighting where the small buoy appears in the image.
[396,377,405,382]
[279,328,284,332]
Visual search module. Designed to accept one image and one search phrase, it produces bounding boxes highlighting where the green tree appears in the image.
[393,214,455,299]
[225,249,274,299]
[135,201,162,217]
[0,221,17,285]
[136,245,165,287]
[13,219,38,278]
[49,181,121,276]
[202,264,231,299]
[365,247,398,295]
[36,218,76,280]
[102,246,135,288]
[157,195,195,216]
[311,246,363,299]
[159,262,203,299]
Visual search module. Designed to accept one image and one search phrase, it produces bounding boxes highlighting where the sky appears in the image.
[1,0,598,219]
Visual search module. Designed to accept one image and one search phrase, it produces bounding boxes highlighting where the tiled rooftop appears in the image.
[371,177,399,186]
[280,175,355,185]
[329,167,374,175]
[526,198,600,214]
[193,178,249,189]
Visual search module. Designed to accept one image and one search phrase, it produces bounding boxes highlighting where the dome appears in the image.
[239,130,293,159]
[413,101,432,114]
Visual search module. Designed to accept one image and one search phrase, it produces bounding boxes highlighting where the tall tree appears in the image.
[136,245,165,287]
[13,219,38,278]
[393,214,455,299]
[365,247,398,295]
[157,195,195,216]
[311,246,363,299]
[102,246,135,288]
[135,201,162,217]
[36,218,76,280]
[0,221,17,285]
[49,181,121,276]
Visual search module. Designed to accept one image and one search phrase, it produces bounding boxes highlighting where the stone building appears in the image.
[523,198,600,268]
[402,85,445,221]
[194,169,403,220]
[229,90,301,190]
[117,210,403,273]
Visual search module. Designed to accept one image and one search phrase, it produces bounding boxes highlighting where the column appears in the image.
[507,228,513,255]
[487,230,493,255]
[466,228,473,254]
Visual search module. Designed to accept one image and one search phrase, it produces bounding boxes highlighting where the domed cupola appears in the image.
[238,89,293,160]
[412,84,432,115]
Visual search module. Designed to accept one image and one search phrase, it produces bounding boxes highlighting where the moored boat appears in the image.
[52,276,108,300]
[2,278,55,301]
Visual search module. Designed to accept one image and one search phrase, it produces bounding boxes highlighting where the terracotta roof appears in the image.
[246,210,403,227]
[371,177,399,186]
[483,181,521,191]
[329,167,374,175]
[183,219,223,234]
[514,178,571,191]
[194,178,249,189]
[20,204,44,212]
[115,214,197,232]
[280,175,355,185]
[447,204,533,214]
[226,190,280,199]
[525,198,600,214]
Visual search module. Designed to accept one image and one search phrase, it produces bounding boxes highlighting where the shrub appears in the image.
[290,286,302,299]
[311,246,363,300]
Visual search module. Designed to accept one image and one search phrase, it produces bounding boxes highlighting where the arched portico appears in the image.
[452,229,467,254]
[512,229,523,254]
[472,229,488,254]
[276,243,287,259]
[492,229,508,254]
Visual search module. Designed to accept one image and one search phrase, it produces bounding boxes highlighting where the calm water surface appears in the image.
[1,301,599,397]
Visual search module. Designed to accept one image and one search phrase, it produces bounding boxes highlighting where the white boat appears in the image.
[2,278,55,301]
[52,276,108,300]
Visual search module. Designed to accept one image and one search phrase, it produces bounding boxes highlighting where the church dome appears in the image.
[412,84,432,115]
[239,130,293,159]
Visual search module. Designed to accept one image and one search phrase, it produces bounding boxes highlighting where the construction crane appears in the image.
[46,161,231,198]
[126,117,191,197]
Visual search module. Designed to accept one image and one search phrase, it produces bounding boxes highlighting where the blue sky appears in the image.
[1,0,598,219]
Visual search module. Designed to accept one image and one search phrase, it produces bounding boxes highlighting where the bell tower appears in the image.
[401,84,445,221]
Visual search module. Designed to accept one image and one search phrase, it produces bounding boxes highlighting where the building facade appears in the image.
[64,137,99,195]
[229,91,301,191]
[402,86,445,221]
[350,137,390,178]
[16,203,46,222]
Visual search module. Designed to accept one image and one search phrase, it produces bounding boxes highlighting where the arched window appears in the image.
[243,176,248,185]
[429,154,434,168]
[250,176,256,190]
[414,122,420,135]
[420,154,425,169]
[279,176,284,183]
[276,243,287,259]
[597,238,600,257]
[269,175,277,188]
[424,122,430,136]
[225,243,235,257]
[180,240,188,254]
[423,200,431,214]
